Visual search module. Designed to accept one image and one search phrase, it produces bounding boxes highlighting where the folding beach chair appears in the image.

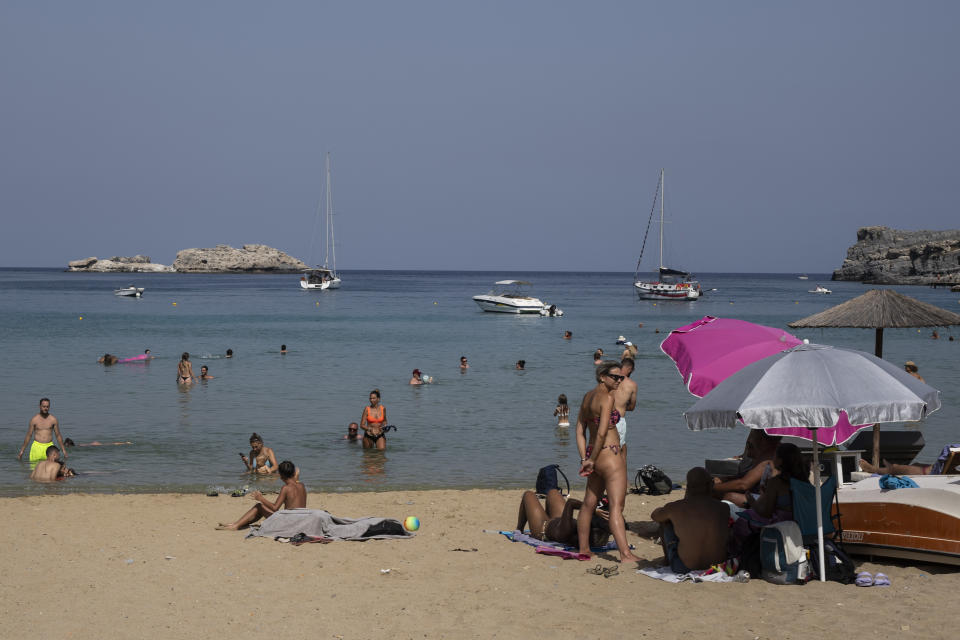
[790,475,842,545]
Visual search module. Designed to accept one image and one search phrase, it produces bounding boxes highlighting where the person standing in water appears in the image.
[18,398,68,463]
[554,394,570,427]
[360,389,388,450]
[177,352,195,384]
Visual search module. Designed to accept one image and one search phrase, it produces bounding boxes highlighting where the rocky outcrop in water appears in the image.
[172,244,308,273]
[67,256,174,272]
[832,227,960,284]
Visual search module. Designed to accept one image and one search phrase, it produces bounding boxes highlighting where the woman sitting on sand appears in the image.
[730,442,809,549]
[516,488,610,548]
[575,361,639,563]
[241,433,279,474]
[360,389,388,450]
[177,352,195,384]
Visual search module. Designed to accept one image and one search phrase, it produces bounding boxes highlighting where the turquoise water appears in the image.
[1,269,957,495]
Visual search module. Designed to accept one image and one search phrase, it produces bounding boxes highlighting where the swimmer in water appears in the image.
[360,389,388,450]
[64,438,132,447]
[240,433,278,474]
[98,354,119,365]
[199,365,214,380]
[177,352,195,385]
[344,422,362,441]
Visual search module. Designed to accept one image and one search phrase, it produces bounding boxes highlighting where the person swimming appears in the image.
[240,433,278,474]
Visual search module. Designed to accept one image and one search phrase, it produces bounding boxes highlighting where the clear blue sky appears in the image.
[2,1,957,271]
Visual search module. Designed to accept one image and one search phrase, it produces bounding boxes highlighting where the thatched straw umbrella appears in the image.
[789,289,960,464]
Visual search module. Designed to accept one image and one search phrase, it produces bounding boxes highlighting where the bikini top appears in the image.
[365,405,385,424]
[593,410,621,426]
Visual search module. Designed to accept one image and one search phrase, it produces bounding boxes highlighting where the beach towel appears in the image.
[500,530,623,553]
[879,474,919,490]
[246,509,414,541]
[638,564,737,583]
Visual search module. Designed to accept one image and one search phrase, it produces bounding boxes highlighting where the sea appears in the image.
[1,269,957,496]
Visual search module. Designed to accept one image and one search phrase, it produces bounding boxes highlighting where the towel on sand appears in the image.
[246,509,414,541]
[638,564,736,583]
[502,530,623,552]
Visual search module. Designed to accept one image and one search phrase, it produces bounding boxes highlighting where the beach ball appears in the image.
[172,302,177,306]
[78,316,83,320]
[404,516,420,532]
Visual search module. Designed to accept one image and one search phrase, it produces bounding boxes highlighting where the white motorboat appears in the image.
[798,274,809,280]
[473,280,561,315]
[114,286,144,297]
[809,284,832,294]
[634,169,702,301]
[300,152,342,290]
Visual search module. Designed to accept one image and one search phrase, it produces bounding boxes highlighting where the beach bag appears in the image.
[634,465,673,495]
[808,539,857,584]
[760,520,809,584]
[535,464,570,496]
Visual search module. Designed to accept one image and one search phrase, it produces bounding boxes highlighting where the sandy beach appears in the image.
[3,489,954,639]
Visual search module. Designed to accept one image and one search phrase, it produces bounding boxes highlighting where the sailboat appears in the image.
[633,169,701,301]
[300,152,342,290]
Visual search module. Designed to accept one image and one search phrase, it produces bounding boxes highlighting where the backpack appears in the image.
[535,464,570,496]
[760,521,809,584]
[808,539,857,584]
[634,465,673,495]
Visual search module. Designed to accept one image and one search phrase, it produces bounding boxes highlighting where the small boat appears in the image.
[114,286,145,297]
[634,169,702,301]
[838,474,960,566]
[473,280,561,315]
[798,275,809,280]
[300,152,342,290]
[809,284,832,294]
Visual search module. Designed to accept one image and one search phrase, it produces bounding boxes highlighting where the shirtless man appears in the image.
[650,467,730,572]
[711,430,780,507]
[199,365,214,380]
[216,460,306,530]
[30,447,64,482]
[612,357,638,460]
[18,398,67,463]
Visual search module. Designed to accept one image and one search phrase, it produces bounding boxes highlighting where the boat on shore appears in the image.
[838,474,960,566]
[300,152,342,291]
[634,169,702,301]
[114,286,144,297]
[473,280,562,315]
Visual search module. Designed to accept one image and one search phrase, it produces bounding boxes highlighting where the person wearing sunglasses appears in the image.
[574,361,639,564]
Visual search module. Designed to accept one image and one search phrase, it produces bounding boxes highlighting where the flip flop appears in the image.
[856,571,874,587]
[602,565,619,578]
[586,564,604,575]
[873,572,891,587]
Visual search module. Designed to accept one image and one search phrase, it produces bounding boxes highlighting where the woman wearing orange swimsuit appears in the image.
[575,360,639,564]
[360,389,388,450]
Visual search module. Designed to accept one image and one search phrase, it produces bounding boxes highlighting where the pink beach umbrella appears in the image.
[660,316,871,445]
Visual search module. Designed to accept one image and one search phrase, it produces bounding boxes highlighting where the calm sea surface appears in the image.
[1,269,957,496]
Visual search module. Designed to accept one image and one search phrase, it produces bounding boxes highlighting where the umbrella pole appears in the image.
[873,328,884,468]
[811,428,826,582]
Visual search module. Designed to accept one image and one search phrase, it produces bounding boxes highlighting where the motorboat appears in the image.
[809,284,832,294]
[300,267,340,290]
[838,474,960,566]
[299,152,342,290]
[114,286,145,297]
[798,275,809,280]
[634,169,702,301]
[473,280,561,315]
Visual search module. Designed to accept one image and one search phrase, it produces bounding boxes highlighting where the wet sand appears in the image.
[2,489,952,639]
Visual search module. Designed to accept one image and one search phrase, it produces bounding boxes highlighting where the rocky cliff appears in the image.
[67,256,174,273]
[172,244,308,273]
[68,245,308,273]
[832,227,960,284]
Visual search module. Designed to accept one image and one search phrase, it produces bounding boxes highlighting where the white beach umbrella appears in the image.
[683,343,941,581]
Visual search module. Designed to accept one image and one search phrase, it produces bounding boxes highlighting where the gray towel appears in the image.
[245,508,414,541]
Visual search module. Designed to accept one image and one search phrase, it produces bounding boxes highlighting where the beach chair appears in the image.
[789,476,842,545]
[940,448,960,475]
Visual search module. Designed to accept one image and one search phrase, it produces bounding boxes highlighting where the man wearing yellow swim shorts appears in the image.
[18,398,67,465]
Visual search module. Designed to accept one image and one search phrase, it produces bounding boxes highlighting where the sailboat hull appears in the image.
[634,281,700,301]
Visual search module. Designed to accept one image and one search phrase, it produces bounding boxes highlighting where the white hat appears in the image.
[616,335,627,344]
[625,341,633,347]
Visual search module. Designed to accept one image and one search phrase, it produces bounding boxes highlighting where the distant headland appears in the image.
[832,226,960,285]
[67,244,309,273]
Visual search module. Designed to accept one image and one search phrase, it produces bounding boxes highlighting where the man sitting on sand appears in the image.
[650,467,730,573]
[711,430,781,507]
[217,461,306,530]
[30,447,64,483]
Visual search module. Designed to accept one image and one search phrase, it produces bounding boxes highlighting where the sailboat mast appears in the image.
[659,168,665,272]
[325,152,336,273]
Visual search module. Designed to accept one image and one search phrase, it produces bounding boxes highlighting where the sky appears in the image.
[1,1,958,272]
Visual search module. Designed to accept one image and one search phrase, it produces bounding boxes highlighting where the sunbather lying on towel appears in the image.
[651,467,730,573]
[516,489,610,548]
[216,460,306,530]
[859,443,960,476]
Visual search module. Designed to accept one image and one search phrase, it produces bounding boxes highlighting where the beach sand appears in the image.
[2,489,953,639]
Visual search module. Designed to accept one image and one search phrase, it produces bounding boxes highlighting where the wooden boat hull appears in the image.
[838,476,960,566]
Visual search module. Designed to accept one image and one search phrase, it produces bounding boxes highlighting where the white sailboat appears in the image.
[300,152,342,290]
[634,169,702,301]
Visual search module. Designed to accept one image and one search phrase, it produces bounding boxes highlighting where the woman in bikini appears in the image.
[516,488,610,548]
[240,432,279,474]
[177,352,195,385]
[360,389,388,450]
[575,360,639,563]
[554,394,570,427]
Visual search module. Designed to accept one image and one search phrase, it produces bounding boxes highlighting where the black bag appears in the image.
[535,464,570,496]
[808,539,857,584]
[634,465,673,495]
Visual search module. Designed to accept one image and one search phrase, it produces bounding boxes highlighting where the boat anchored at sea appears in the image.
[114,285,145,297]
[472,280,563,315]
[301,152,342,291]
[633,169,702,301]
[809,284,832,294]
